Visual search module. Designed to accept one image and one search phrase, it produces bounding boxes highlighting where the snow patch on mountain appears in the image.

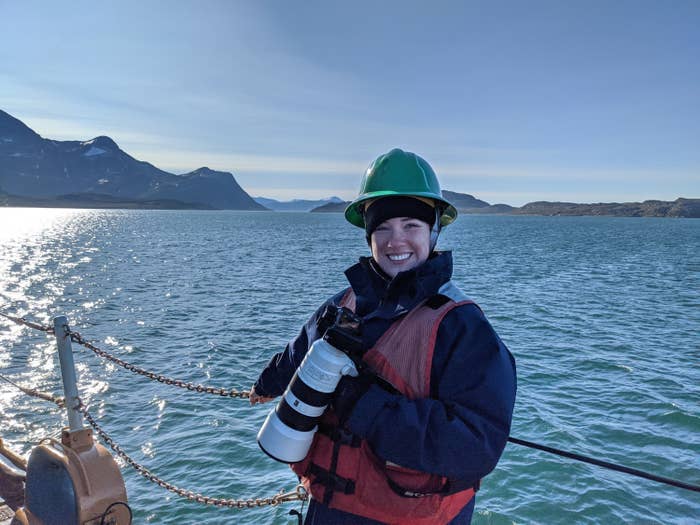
[83,146,107,157]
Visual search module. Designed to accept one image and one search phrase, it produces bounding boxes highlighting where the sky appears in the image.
[1,1,698,206]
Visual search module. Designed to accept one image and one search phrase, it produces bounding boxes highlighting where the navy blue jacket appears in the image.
[255,252,516,523]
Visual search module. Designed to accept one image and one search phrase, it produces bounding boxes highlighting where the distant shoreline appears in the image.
[2,192,698,218]
[0,192,215,210]
[3,204,698,218]
[310,197,700,219]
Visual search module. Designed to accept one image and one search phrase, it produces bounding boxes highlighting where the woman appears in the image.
[250,148,516,524]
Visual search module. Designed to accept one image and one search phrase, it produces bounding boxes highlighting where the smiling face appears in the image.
[370,216,431,278]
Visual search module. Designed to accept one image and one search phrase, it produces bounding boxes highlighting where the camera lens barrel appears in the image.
[275,374,332,432]
[257,338,357,463]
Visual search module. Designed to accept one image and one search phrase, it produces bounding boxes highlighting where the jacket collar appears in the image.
[344,251,454,319]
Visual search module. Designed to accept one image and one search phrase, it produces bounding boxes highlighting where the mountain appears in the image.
[309,191,512,214]
[0,109,266,210]
[311,200,350,213]
[514,198,700,218]
[441,190,489,209]
[441,190,514,214]
[309,192,699,218]
[254,196,344,211]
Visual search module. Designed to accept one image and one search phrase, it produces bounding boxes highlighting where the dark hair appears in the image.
[363,196,435,236]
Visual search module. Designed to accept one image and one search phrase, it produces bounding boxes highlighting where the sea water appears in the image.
[0,209,698,524]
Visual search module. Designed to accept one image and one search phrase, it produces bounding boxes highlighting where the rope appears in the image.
[0,373,64,409]
[0,438,27,473]
[0,312,54,334]
[508,436,700,493]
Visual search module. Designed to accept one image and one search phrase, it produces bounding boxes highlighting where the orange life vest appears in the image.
[291,286,478,525]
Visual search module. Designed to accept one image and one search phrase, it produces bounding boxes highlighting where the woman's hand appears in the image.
[249,385,276,406]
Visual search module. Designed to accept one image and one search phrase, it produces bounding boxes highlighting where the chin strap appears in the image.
[429,207,442,252]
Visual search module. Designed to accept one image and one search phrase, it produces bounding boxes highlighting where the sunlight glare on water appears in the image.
[0,208,87,241]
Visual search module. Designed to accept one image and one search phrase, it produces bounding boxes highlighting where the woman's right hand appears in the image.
[249,385,275,406]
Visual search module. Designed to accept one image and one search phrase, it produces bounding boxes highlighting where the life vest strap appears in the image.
[384,470,480,499]
[307,463,356,495]
[317,422,361,447]
[444,476,480,495]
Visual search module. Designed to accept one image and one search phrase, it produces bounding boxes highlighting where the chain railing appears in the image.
[77,400,307,508]
[0,373,307,509]
[0,312,309,510]
[1,312,250,399]
[67,328,250,398]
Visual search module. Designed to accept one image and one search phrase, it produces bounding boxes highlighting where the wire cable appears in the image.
[508,436,700,493]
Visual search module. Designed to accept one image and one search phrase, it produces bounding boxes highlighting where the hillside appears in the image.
[515,198,700,217]
[254,196,343,211]
[309,193,699,218]
[0,109,266,210]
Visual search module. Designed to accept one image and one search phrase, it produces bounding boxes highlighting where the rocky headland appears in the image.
[0,109,266,210]
[311,196,699,218]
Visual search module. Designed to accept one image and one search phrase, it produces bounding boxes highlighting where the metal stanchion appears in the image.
[53,316,83,431]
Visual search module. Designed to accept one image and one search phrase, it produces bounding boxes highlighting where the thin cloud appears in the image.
[147,149,366,176]
[439,165,698,182]
[247,187,355,201]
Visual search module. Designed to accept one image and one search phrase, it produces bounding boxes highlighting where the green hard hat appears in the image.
[345,148,458,228]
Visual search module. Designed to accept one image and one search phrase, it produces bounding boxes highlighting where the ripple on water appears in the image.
[1,211,699,524]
